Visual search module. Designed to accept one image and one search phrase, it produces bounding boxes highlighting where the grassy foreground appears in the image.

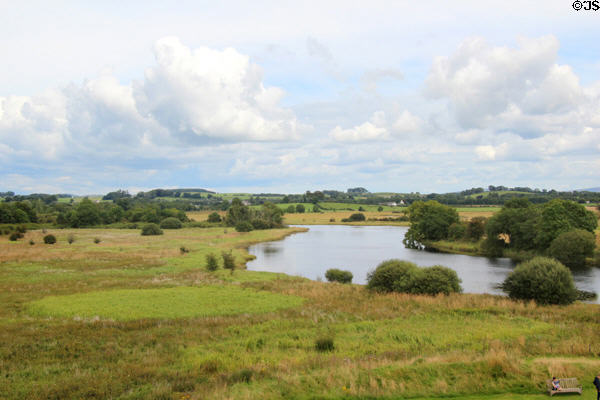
[1,226,600,399]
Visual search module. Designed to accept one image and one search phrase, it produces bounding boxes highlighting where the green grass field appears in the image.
[2,225,600,399]
[28,286,303,321]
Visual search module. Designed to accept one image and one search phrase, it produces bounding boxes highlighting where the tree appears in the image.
[403,200,459,249]
[225,198,251,227]
[534,199,598,250]
[295,204,305,213]
[484,199,540,253]
[548,229,596,268]
[466,217,487,241]
[500,257,577,305]
[207,212,222,223]
[73,199,102,227]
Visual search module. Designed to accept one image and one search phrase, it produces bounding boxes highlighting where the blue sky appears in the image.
[1,1,599,194]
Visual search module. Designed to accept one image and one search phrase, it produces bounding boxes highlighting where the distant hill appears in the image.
[578,187,600,192]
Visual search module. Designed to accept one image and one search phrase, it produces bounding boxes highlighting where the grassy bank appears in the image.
[2,226,600,399]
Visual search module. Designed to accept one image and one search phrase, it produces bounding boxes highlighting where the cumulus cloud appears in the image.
[329,109,421,142]
[425,36,584,132]
[0,36,299,169]
[134,37,299,142]
[329,111,389,142]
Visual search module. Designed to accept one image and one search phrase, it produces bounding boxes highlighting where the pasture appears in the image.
[1,224,600,399]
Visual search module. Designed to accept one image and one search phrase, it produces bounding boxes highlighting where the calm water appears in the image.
[247,225,600,302]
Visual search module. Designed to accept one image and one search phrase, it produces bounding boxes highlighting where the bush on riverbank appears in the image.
[366,259,462,295]
[548,229,596,268]
[500,257,578,305]
[325,268,353,284]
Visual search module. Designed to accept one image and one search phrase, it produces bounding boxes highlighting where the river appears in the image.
[247,225,600,302]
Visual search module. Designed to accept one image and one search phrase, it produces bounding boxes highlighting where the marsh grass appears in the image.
[1,226,600,399]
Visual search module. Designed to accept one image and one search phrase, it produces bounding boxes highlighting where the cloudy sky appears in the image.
[1,1,599,194]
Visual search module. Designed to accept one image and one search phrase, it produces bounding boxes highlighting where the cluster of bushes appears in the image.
[325,269,353,283]
[284,204,307,213]
[205,251,236,273]
[225,199,284,232]
[341,213,365,222]
[368,216,409,222]
[366,259,462,295]
[0,202,37,223]
[56,199,189,228]
[483,199,597,264]
[3,225,27,241]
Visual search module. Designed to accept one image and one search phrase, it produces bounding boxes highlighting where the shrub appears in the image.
[29,239,35,245]
[413,266,462,295]
[378,206,383,212]
[348,213,366,221]
[207,212,222,223]
[235,221,254,232]
[286,205,295,213]
[448,222,467,240]
[141,223,163,236]
[93,237,101,244]
[180,246,190,254]
[315,336,335,352]
[500,257,578,305]
[205,254,219,271]
[358,206,365,211]
[16,225,27,233]
[295,204,305,213]
[367,260,420,293]
[222,251,235,273]
[160,217,183,229]
[67,234,75,244]
[325,269,353,284]
[329,218,335,222]
[43,234,57,244]
[366,259,462,295]
[9,232,22,241]
[548,229,596,268]
[466,217,487,241]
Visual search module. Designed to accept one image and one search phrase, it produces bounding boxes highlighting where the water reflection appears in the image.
[247,225,600,303]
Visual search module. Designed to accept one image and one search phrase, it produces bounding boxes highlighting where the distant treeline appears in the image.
[1,185,599,226]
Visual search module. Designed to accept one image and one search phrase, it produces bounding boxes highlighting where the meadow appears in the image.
[1,217,600,399]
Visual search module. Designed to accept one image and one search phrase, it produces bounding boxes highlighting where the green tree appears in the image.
[403,201,459,249]
[548,229,596,268]
[295,204,305,213]
[483,199,540,253]
[73,199,102,227]
[466,217,487,241]
[207,212,222,223]
[534,199,598,250]
[225,198,251,227]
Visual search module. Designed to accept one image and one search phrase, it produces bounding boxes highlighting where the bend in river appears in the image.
[247,225,600,302]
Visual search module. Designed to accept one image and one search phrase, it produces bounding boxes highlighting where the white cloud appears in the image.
[134,36,299,142]
[329,111,389,142]
[425,36,584,132]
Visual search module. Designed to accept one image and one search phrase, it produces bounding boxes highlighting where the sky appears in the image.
[1,0,599,195]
